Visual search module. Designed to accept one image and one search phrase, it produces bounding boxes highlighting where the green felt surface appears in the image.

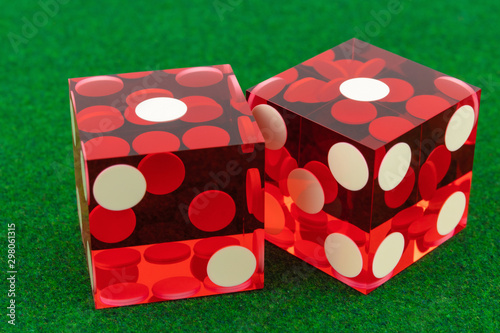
[1,0,499,331]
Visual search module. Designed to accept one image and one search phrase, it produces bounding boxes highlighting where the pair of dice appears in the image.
[69,38,480,308]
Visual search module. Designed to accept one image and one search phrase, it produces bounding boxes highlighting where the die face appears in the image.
[86,145,264,251]
[70,66,265,308]
[248,38,480,151]
[247,39,480,294]
[69,66,261,160]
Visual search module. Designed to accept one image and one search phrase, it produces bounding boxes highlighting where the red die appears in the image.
[247,39,480,294]
[69,66,265,308]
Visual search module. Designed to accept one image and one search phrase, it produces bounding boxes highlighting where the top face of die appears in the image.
[248,38,480,150]
[69,65,263,160]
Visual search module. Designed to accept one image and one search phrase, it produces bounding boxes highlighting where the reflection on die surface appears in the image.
[69,66,265,308]
[247,38,480,294]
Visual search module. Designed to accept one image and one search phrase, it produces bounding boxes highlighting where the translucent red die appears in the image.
[247,38,480,294]
[69,66,265,308]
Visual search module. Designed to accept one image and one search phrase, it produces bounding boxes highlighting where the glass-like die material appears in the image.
[246,38,480,294]
[69,66,265,308]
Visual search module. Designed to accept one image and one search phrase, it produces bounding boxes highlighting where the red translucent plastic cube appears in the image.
[69,66,265,308]
[246,38,480,294]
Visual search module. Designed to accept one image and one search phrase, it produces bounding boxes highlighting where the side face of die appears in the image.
[69,66,265,308]
[247,38,480,293]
